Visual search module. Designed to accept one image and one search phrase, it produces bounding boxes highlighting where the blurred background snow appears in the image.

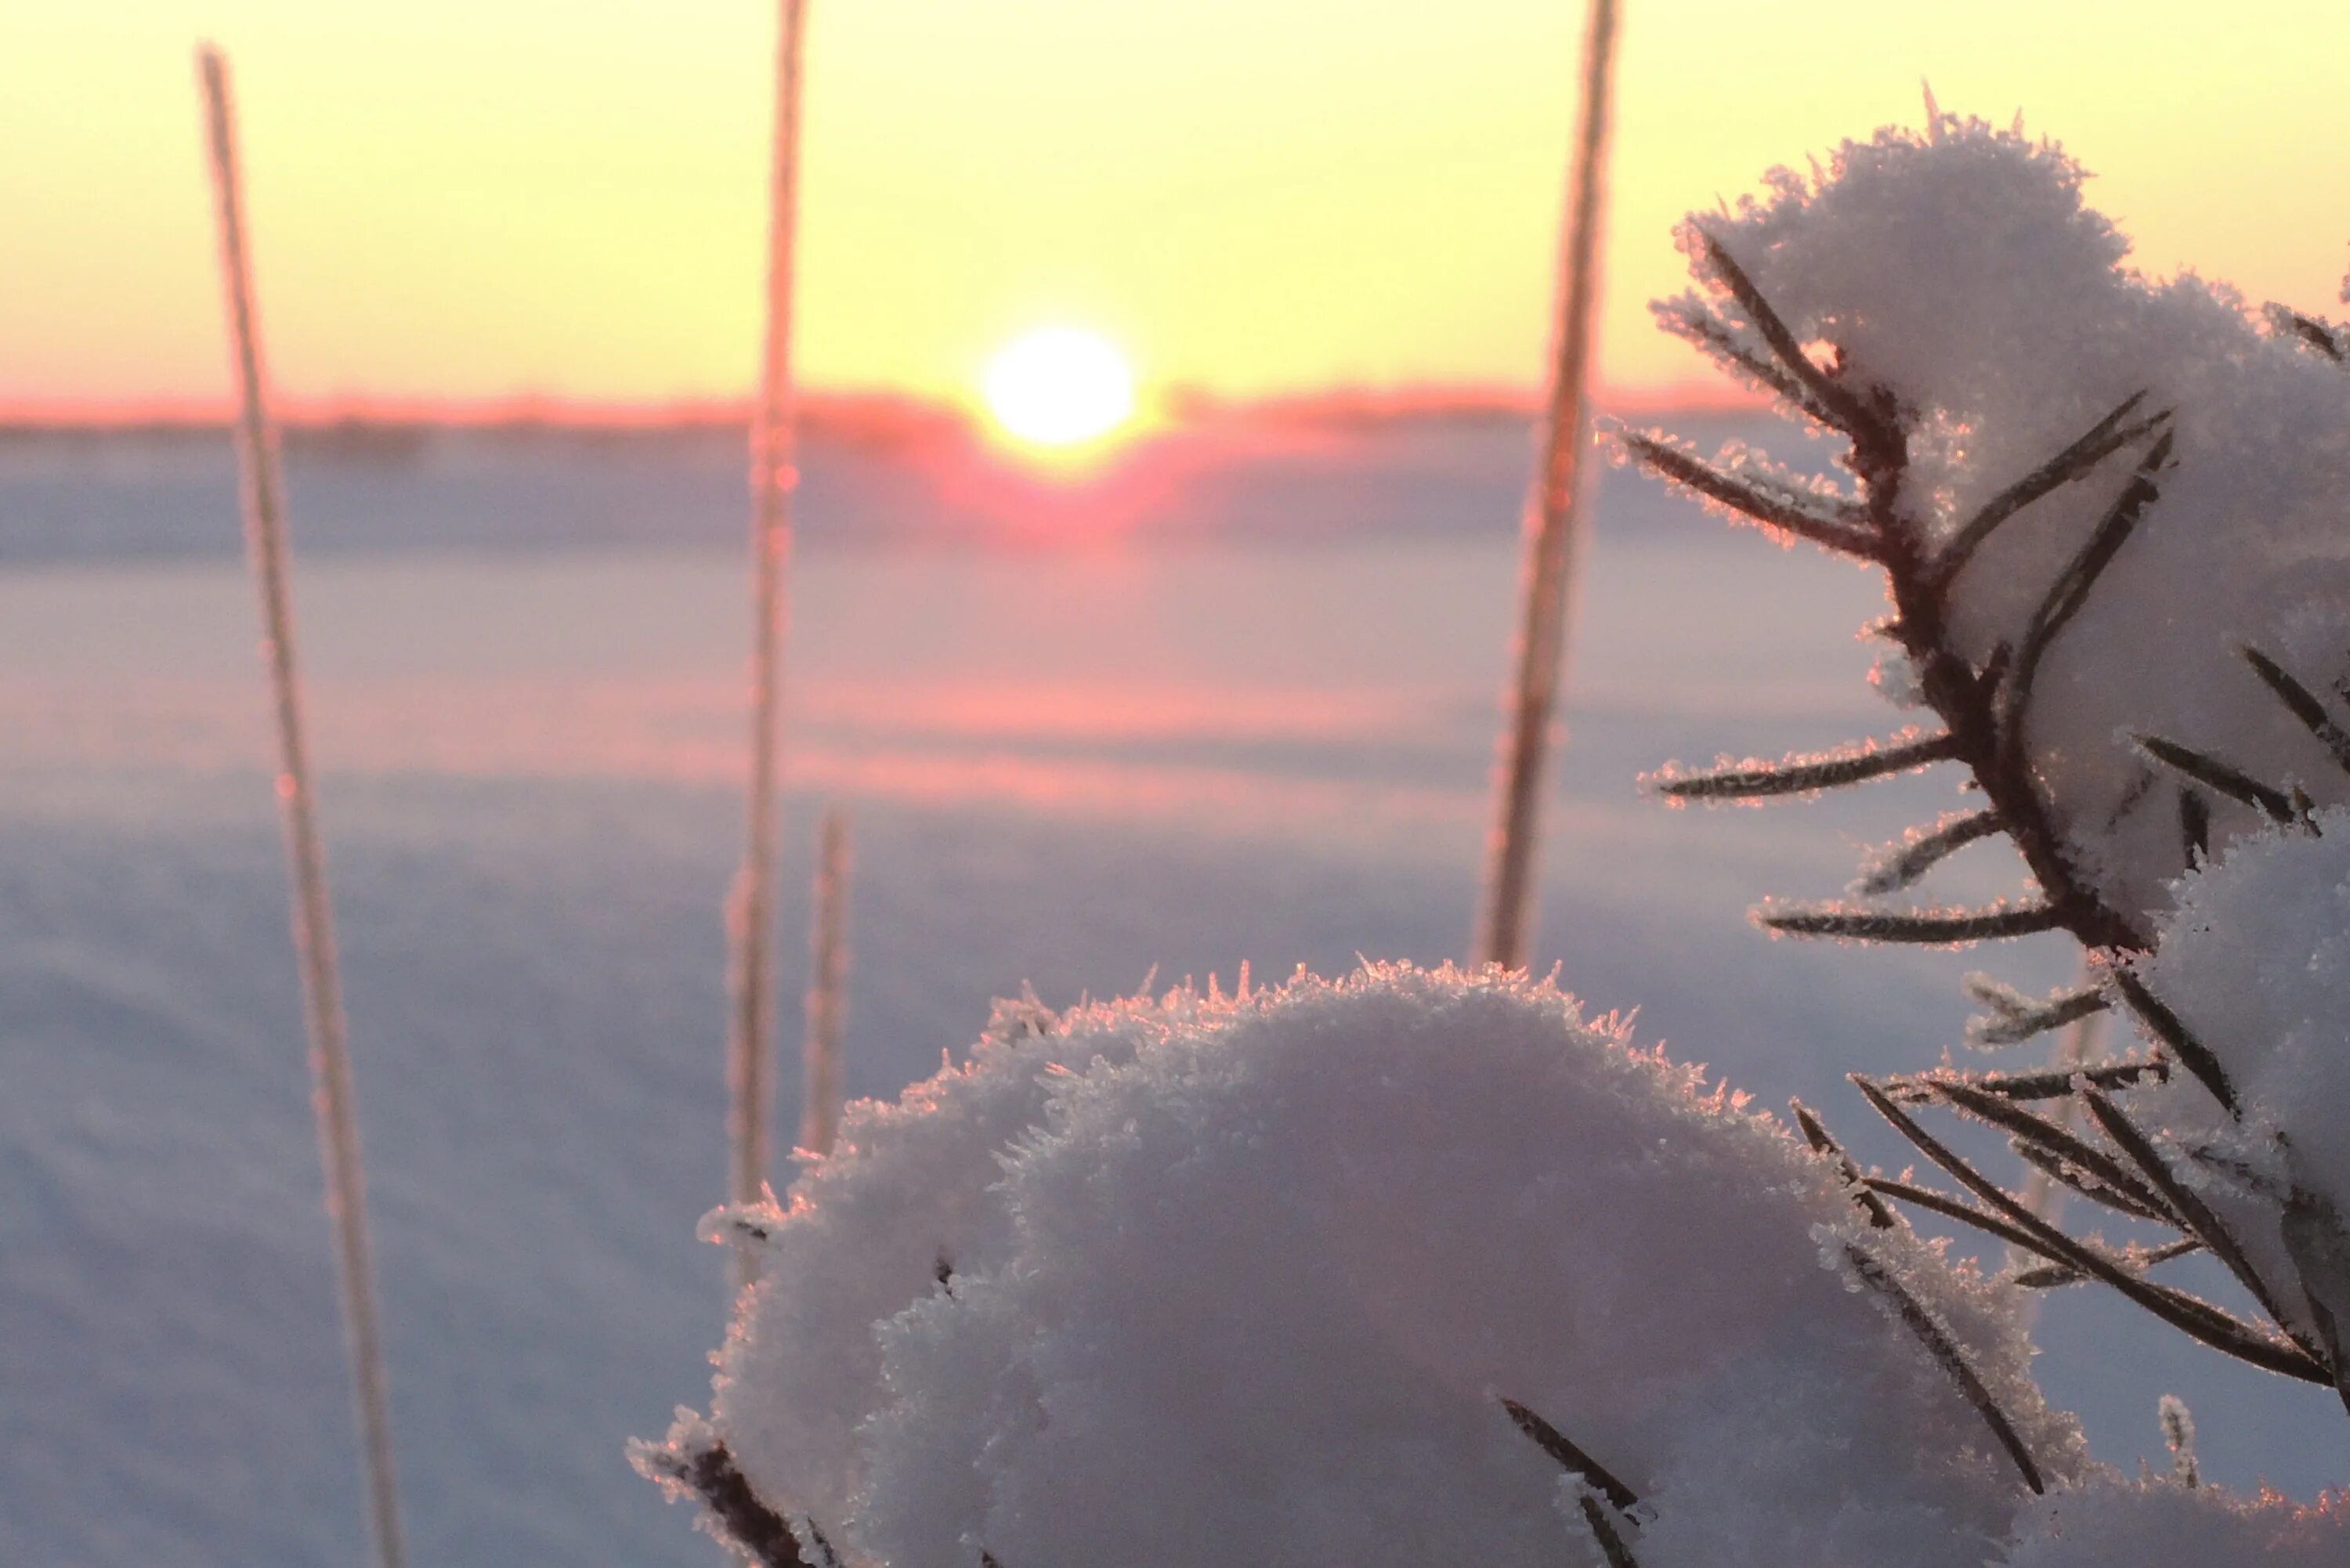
[1,409,2340,1566]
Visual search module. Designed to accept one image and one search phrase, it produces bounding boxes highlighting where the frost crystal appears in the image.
[843,965,2078,1568]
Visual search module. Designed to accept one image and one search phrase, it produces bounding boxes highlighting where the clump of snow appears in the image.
[2001,1477,2347,1566]
[694,984,1233,1541]
[1657,117,2350,922]
[2134,807,2350,1339]
[848,963,2081,1568]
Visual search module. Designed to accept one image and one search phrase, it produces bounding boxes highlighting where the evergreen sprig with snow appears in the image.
[1623,115,2350,1439]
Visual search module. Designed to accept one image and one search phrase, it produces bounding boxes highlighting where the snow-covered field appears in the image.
[1,415,2339,1566]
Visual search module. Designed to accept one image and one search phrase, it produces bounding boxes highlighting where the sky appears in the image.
[6,1,2349,416]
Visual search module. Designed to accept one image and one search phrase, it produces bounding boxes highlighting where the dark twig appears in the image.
[1855,1078,2328,1382]
[1694,233,1879,436]
[1500,1398,1641,1515]
[2016,1237,2202,1289]
[1577,1495,1641,1568]
[1621,433,1879,557]
[1964,979,2110,1048]
[1930,392,2161,586]
[1651,732,1954,802]
[1881,1057,2164,1105]
[1998,430,2174,758]
[1859,808,2005,895]
[640,1440,825,1568]
[2241,645,2350,778]
[2265,303,2348,362]
[2110,970,2238,1114]
[1791,1098,1898,1227]
[2084,1092,2308,1345]
[1932,1082,2182,1227]
[2134,735,2298,826]
[1842,1243,2044,1493]
[1761,902,2063,943]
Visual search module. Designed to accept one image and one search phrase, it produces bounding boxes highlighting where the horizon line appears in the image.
[0,380,1763,435]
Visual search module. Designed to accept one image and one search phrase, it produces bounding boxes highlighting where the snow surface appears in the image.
[3,414,2343,1566]
[1657,117,2350,923]
[840,965,2080,1568]
[2005,1477,2348,1566]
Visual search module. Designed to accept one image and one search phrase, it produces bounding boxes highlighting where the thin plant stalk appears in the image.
[728,0,813,1294]
[1475,0,1623,970]
[197,45,406,1568]
[798,807,851,1158]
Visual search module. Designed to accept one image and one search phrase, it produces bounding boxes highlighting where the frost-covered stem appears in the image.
[1475,0,1619,971]
[197,46,406,1568]
[728,0,812,1295]
[797,807,849,1158]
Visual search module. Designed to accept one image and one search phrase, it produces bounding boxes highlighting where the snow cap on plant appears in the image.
[854,963,2082,1568]
[1640,114,2350,934]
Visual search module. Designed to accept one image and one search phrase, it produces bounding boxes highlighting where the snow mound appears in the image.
[2003,1476,2348,1566]
[851,963,2081,1568]
[1659,117,2350,920]
[697,983,1232,1540]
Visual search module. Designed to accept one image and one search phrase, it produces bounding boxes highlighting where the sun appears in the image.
[983,327,1136,449]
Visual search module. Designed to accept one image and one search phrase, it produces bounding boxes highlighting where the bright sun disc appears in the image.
[984,327,1135,446]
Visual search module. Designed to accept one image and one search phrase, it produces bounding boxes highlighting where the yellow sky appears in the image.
[6,1,2348,413]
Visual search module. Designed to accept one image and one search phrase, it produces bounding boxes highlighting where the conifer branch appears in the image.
[638,1438,832,1568]
[1650,732,1954,803]
[1931,1082,2181,1227]
[1577,1494,1642,1568]
[1500,1399,1642,1516]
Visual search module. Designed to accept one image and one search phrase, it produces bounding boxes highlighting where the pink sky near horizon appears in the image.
[7,2,2348,417]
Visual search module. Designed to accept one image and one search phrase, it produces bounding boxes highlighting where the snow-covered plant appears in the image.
[1622,115,2350,1419]
[638,965,2092,1567]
